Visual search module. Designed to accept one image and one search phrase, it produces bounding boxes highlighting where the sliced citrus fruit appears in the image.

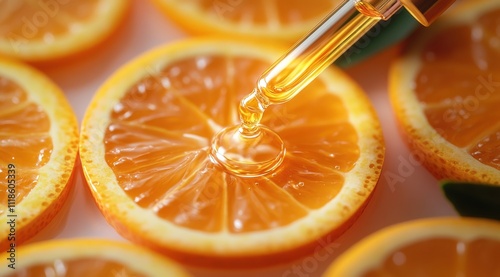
[0,57,78,250]
[324,217,500,276]
[79,38,385,266]
[0,0,128,62]
[389,0,500,184]
[0,239,191,276]
[150,0,343,43]
[150,1,427,67]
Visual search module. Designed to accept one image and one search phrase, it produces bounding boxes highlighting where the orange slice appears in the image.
[0,0,128,62]
[0,239,191,276]
[0,58,78,250]
[79,38,385,267]
[324,217,500,276]
[389,0,500,184]
[151,0,342,43]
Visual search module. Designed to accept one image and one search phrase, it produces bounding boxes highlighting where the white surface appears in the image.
[28,1,457,276]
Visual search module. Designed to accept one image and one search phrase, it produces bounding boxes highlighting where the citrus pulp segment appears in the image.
[79,38,385,266]
[389,0,500,184]
[323,217,500,277]
[0,239,191,276]
[0,57,79,249]
[150,0,342,44]
[0,0,129,61]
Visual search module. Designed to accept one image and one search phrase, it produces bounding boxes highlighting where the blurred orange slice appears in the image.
[389,0,500,184]
[324,217,500,276]
[0,239,191,276]
[79,38,385,266]
[0,0,128,61]
[0,57,78,250]
[151,0,342,43]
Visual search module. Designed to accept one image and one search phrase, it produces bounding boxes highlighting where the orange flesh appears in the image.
[0,76,52,214]
[365,238,500,276]
[186,0,338,25]
[416,9,500,169]
[0,0,99,40]
[5,258,143,277]
[104,54,359,233]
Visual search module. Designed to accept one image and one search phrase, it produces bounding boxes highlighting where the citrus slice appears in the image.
[324,217,500,276]
[151,1,423,68]
[389,0,500,184]
[79,38,385,267]
[0,58,78,249]
[0,0,128,62]
[0,239,191,276]
[150,0,342,44]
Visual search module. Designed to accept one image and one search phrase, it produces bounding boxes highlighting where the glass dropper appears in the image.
[210,0,456,177]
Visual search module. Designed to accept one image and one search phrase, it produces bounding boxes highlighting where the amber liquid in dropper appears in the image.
[210,0,402,177]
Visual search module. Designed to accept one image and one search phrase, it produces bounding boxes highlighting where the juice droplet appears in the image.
[238,90,267,135]
[210,89,285,177]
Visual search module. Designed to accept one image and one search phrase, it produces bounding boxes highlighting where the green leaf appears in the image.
[335,9,420,68]
[441,181,500,220]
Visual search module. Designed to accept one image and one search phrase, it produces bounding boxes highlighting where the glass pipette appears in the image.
[210,0,456,177]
